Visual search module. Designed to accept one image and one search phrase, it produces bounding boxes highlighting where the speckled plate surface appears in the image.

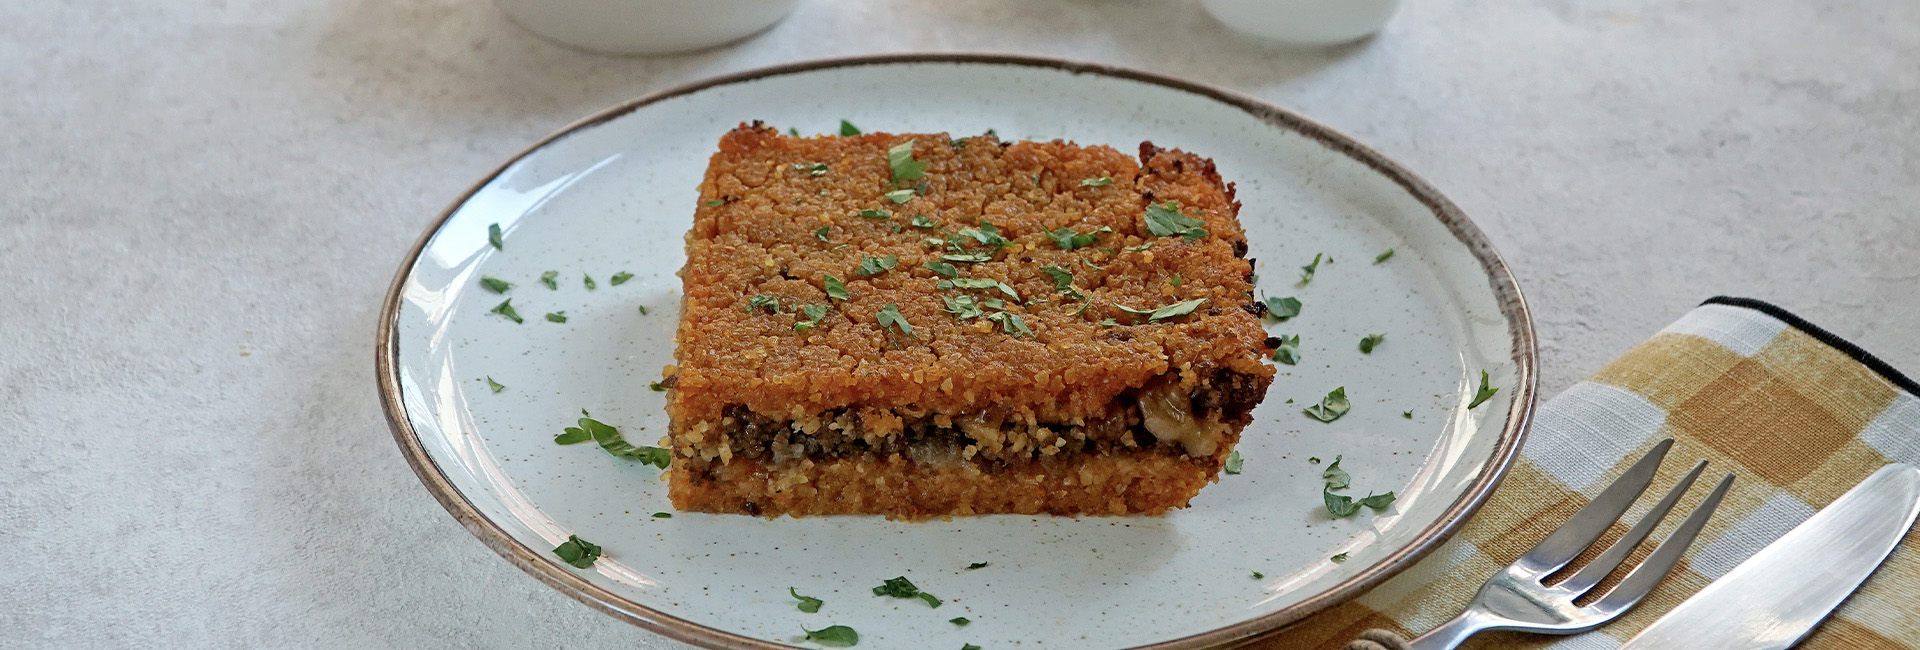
[377,54,1535,650]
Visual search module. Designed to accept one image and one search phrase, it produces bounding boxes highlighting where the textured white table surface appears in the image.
[3,0,1916,647]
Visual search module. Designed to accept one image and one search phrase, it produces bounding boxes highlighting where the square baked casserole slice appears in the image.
[664,123,1276,518]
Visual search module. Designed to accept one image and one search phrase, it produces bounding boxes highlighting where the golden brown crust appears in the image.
[665,123,1274,516]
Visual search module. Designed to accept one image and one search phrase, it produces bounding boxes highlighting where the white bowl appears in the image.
[496,0,799,56]
[1201,0,1404,46]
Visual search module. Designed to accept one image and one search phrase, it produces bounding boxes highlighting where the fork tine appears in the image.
[1554,460,1708,596]
[1518,438,1675,574]
[1587,472,1736,612]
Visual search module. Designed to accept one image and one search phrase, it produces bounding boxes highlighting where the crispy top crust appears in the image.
[670,123,1273,432]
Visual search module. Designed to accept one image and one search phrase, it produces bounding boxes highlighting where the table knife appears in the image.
[1618,462,1920,650]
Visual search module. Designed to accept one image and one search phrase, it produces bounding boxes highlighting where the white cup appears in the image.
[496,0,800,56]
[1200,0,1404,46]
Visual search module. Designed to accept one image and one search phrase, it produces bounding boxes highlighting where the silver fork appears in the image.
[1349,438,1736,650]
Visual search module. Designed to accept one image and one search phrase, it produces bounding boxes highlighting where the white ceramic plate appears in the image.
[378,55,1535,650]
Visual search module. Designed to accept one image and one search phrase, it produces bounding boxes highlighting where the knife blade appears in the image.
[1618,463,1920,650]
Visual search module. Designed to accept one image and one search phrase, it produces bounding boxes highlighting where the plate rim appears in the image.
[375,52,1537,650]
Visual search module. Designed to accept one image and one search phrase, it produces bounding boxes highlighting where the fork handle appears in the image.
[1346,611,1492,650]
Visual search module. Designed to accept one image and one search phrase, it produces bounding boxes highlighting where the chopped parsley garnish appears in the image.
[1403,410,1413,418]
[545,311,567,323]
[1309,457,1321,464]
[790,587,824,613]
[540,271,559,290]
[1272,334,1301,365]
[651,512,671,518]
[1359,334,1385,354]
[480,277,512,293]
[487,223,504,250]
[910,214,939,228]
[816,226,832,242]
[1047,226,1111,250]
[1331,553,1349,563]
[795,162,830,176]
[704,199,723,207]
[637,305,649,315]
[1298,253,1324,285]
[649,381,665,392]
[747,295,782,314]
[943,295,985,320]
[884,189,917,204]
[553,427,590,444]
[489,299,524,324]
[1039,266,1074,292]
[795,304,832,332]
[1322,456,1351,489]
[963,645,981,650]
[1124,241,1156,251]
[1264,296,1302,321]
[1143,201,1209,241]
[610,271,633,285]
[1320,455,1395,517]
[1098,318,1119,327]
[1374,249,1395,264]
[583,274,597,290]
[802,624,859,647]
[858,209,891,220]
[856,254,899,276]
[1468,370,1499,408]
[1250,570,1264,579]
[888,139,928,184]
[1117,298,1207,322]
[486,377,505,393]
[942,276,1020,301]
[1079,257,1105,271]
[942,252,993,262]
[966,561,989,570]
[923,260,960,277]
[1080,176,1114,187]
[1303,387,1351,423]
[872,576,941,608]
[877,304,914,336]
[563,417,671,468]
[789,127,802,137]
[950,617,970,626]
[839,120,861,136]
[824,275,850,301]
[1170,273,1183,287]
[1224,450,1244,475]
[552,535,601,569]
[985,311,1032,337]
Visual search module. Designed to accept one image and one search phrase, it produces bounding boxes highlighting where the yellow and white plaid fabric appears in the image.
[1262,298,1920,649]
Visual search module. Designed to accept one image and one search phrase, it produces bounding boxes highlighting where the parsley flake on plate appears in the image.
[1047,226,1111,250]
[1143,201,1209,241]
[637,305,649,315]
[1224,450,1244,475]
[1080,176,1114,187]
[802,624,859,647]
[1303,387,1351,423]
[790,587,824,613]
[963,645,981,650]
[552,534,600,569]
[1117,298,1207,322]
[877,304,914,336]
[480,277,511,294]
[839,119,861,136]
[1331,553,1349,563]
[823,275,850,301]
[1359,333,1385,354]
[872,576,918,598]
[794,304,832,332]
[651,512,672,519]
[485,377,505,393]
[1468,370,1500,409]
[1403,410,1413,419]
[1298,253,1324,285]
[1322,456,1351,489]
[1250,570,1264,579]
[489,299,523,324]
[1326,490,1397,517]
[648,381,665,392]
[563,417,671,468]
[545,311,567,323]
[540,270,558,290]
[487,223,504,250]
[583,274,596,290]
[1272,334,1301,365]
[610,271,633,286]
[1374,249,1395,264]
[965,561,989,570]
[950,617,971,626]
[856,254,899,276]
[1263,296,1302,321]
[888,139,928,184]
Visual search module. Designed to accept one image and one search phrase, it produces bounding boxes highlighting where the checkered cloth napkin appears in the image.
[1257,297,1920,649]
